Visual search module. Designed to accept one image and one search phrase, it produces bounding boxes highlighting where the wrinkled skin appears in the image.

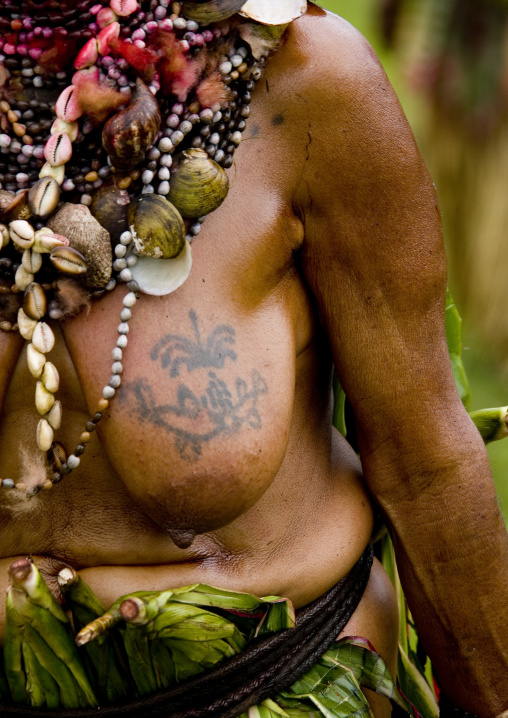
[1,5,508,716]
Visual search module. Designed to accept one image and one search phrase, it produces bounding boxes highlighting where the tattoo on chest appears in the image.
[122,311,268,462]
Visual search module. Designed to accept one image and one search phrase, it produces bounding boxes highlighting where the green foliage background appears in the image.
[317,0,508,522]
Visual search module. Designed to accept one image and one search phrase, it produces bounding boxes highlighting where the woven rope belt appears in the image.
[0,544,374,718]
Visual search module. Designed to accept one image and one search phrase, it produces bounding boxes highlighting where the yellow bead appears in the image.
[117,176,132,189]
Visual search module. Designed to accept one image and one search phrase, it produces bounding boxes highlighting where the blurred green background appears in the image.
[319,0,508,522]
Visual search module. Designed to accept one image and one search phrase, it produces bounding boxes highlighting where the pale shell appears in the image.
[41,362,59,393]
[130,239,192,296]
[9,219,34,249]
[47,204,112,288]
[22,249,43,274]
[28,177,61,218]
[17,308,38,341]
[35,381,55,415]
[39,162,65,185]
[27,343,47,378]
[33,229,69,253]
[47,401,62,431]
[51,118,79,143]
[15,265,34,291]
[169,149,229,218]
[239,0,307,24]
[32,322,55,354]
[36,419,54,452]
[0,224,9,248]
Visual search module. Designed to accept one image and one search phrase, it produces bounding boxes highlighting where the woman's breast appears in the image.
[64,278,299,539]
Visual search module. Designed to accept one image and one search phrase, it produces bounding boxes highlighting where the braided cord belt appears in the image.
[1,544,374,718]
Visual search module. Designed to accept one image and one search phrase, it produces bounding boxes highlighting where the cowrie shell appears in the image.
[41,362,59,393]
[39,162,65,185]
[32,322,55,354]
[15,265,34,291]
[55,85,82,122]
[49,246,87,275]
[36,419,54,452]
[17,308,38,341]
[23,282,47,320]
[51,118,79,143]
[27,343,46,378]
[44,132,73,167]
[47,401,62,431]
[22,249,43,274]
[28,177,61,217]
[9,219,34,248]
[33,229,69,253]
[74,38,99,70]
[35,381,55,415]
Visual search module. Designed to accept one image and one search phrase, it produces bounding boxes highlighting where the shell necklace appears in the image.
[0,0,307,496]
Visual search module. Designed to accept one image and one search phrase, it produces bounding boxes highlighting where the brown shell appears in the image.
[2,189,31,222]
[0,190,15,220]
[90,183,130,240]
[102,79,161,172]
[47,204,112,289]
[183,0,244,23]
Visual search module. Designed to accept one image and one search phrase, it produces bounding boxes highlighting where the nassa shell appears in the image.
[183,0,244,23]
[239,0,307,24]
[130,239,192,296]
[169,149,229,218]
[102,79,161,172]
[128,194,185,259]
[47,204,112,288]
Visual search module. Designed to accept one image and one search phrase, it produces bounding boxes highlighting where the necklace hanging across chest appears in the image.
[0,0,307,498]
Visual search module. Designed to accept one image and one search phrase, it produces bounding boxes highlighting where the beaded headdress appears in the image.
[0,0,307,495]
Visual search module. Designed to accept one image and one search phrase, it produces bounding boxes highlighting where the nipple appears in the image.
[167,528,197,550]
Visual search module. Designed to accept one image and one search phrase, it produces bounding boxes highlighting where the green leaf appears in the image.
[257,598,296,636]
[0,645,10,701]
[172,584,263,612]
[445,291,471,410]
[287,661,374,717]
[469,406,508,444]
[333,374,347,438]
[398,646,439,718]
[123,624,158,696]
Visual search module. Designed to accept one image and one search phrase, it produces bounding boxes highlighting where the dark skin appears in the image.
[1,5,508,716]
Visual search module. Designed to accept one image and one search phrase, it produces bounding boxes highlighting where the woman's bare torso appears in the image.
[0,8,374,614]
